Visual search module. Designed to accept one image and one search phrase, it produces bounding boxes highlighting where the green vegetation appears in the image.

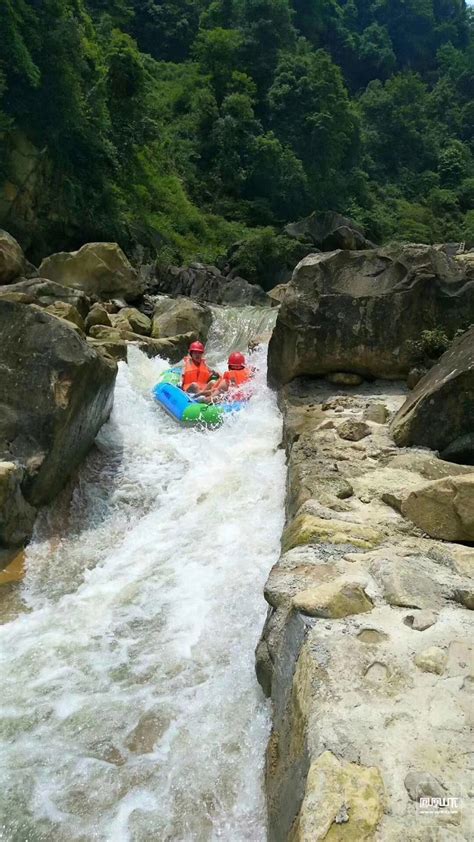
[0,0,473,264]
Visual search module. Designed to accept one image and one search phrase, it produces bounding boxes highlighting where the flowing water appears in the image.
[0,306,285,842]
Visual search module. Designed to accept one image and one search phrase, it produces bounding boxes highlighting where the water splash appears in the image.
[0,311,284,842]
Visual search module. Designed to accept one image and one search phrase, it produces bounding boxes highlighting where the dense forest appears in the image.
[1,0,473,269]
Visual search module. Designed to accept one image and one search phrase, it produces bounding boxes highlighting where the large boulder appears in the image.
[284,211,374,251]
[0,301,117,518]
[401,475,474,542]
[391,326,474,463]
[39,242,144,301]
[153,263,268,305]
[0,277,91,317]
[0,230,27,284]
[151,298,212,341]
[268,245,474,386]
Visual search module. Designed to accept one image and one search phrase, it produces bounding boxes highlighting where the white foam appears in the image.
[0,309,285,841]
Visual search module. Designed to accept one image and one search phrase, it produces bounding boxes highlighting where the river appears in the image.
[0,307,285,842]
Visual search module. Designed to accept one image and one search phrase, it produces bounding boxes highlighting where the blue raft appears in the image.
[152,367,246,427]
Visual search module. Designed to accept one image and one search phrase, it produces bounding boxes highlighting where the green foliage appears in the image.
[228,228,307,288]
[406,328,451,365]
[0,0,473,264]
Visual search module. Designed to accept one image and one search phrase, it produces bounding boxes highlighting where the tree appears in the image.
[192,27,243,102]
[359,73,437,179]
[127,0,201,61]
[268,43,359,201]
[240,0,296,96]
[245,132,309,220]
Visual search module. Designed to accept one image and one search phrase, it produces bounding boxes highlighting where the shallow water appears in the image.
[0,308,285,841]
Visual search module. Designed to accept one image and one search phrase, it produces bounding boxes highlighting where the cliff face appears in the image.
[257,377,473,841]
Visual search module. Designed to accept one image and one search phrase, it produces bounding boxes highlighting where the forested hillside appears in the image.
[1,0,473,264]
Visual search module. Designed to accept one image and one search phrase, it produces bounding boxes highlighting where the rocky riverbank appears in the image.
[0,230,223,558]
[259,238,473,840]
[257,378,473,841]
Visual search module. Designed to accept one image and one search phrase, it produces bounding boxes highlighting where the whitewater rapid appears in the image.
[0,307,285,841]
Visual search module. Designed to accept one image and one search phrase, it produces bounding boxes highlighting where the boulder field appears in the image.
[257,378,473,841]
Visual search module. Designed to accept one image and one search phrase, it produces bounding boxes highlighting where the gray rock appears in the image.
[118,307,151,336]
[0,300,117,512]
[363,403,389,424]
[153,264,268,305]
[391,327,474,462]
[370,556,447,610]
[403,611,438,631]
[84,304,112,332]
[338,420,371,442]
[39,242,144,301]
[0,277,91,317]
[151,298,212,341]
[268,245,474,386]
[0,230,26,284]
[284,211,374,251]
[404,771,446,801]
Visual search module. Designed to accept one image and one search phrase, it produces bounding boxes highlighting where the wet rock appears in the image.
[363,403,389,424]
[44,301,85,332]
[282,514,381,552]
[401,475,474,542]
[151,297,211,341]
[404,770,446,802]
[0,462,37,548]
[292,578,374,619]
[0,300,116,513]
[326,372,364,387]
[84,304,112,331]
[86,739,126,767]
[391,327,474,462]
[414,647,448,675]
[0,230,26,284]
[404,611,438,631]
[338,420,371,441]
[119,306,151,336]
[39,242,144,301]
[268,245,474,386]
[290,750,384,841]
[125,710,170,754]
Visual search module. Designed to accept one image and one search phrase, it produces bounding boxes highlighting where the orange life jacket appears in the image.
[182,356,212,391]
[223,368,251,387]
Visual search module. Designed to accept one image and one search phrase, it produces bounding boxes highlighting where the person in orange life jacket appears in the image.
[196,352,252,400]
[181,341,216,393]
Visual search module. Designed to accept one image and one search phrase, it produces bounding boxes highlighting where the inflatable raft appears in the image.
[152,367,246,427]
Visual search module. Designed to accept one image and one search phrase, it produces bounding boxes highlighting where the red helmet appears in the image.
[189,341,205,353]
[228,351,245,369]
